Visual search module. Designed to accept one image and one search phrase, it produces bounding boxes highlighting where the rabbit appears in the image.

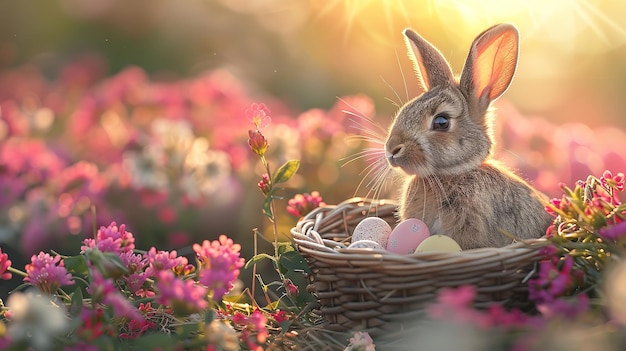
[384,23,553,250]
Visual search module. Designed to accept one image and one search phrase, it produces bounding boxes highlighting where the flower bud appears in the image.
[248,129,268,156]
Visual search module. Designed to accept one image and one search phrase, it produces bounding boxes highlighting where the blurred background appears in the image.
[2,0,626,293]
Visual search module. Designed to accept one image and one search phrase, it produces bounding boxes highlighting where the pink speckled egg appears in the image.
[352,217,392,247]
[415,235,462,253]
[386,218,430,255]
[348,240,385,250]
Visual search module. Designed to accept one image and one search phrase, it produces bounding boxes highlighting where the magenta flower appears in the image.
[81,222,135,254]
[601,170,625,192]
[192,235,244,301]
[154,270,208,315]
[528,255,581,305]
[284,279,298,295]
[536,294,589,319]
[0,248,12,280]
[144,247,186,277]
[88,270,144,322]
[233,309,268,350]
[426,285,532,329]
[598,221,626,241]
[427,285,489,328]
[118,251,146,274]
[286,191,326,217]
[123,272,149,297]
[24,252,74,294]
[257,173,271,195]
[246,102,271,129]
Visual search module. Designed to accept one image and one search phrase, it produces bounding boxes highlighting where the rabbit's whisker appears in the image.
[340,148,385,166]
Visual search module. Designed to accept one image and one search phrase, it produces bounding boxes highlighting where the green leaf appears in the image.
[278,251,311,275]
[244,253,276,269]
[273,160,300,184]
[69,287,84,316]
[263,194,274,220]
[63,255,89,276]
[277,242,295,255]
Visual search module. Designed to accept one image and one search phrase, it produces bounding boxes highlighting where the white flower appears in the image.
[181,138,231,198]
[344,331,376,351]
[6,290,68,351]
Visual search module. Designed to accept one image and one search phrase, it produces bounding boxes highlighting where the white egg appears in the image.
[352,217,392,247]
[348,240,385,250]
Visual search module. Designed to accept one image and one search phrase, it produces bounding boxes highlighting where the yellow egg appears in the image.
[414,235,462,253]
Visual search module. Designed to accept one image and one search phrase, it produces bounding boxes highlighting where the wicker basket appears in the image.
[291,197,549,336]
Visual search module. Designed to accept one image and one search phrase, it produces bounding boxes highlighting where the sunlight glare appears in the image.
[312,0,626,53]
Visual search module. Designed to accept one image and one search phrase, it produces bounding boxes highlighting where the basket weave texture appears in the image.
[291,197,549,335]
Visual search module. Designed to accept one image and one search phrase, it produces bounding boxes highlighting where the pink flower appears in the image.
[88,270,144,322]
[154,270,208,315]
[598,221,626,241]
[123,271,149,296]
[528,255,582,305]
[257,173,271,195]
[601,170,625,192]
[76,307,112,341]
[0,248,12,280]
[536,294,589,319]
[246,102,271,129]
[427,285,490,328]
[118,251,146,274]
[233,309,268,351]
[270,310,290,324]
[81,222,135,254]
[144,247,186,277]
[284,279,298,295]
[193,235,244,301]
[286,191,326,217]
[24,252,74,294]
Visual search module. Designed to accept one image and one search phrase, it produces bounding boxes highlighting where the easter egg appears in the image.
[352,217,392,247]
[386,218,430,255]
[348,240,385,250]
[414,235,462,253]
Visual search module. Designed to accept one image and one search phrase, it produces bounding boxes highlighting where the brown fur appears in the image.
[385,24,553,249]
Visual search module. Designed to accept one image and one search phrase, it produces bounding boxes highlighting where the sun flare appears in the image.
[311,0,626,53]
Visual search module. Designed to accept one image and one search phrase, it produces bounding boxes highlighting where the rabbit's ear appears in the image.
[459,24,519,113]
[404,28,454,91]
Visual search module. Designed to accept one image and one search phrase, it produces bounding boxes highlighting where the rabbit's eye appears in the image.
[432,114,450,131]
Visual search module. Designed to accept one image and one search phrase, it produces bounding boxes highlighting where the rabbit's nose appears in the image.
[386,144,404,162]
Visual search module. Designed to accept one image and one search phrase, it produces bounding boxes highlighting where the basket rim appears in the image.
[291,197,551,262]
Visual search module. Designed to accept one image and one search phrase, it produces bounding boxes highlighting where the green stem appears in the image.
[260,155,279,259]
[8,266,27,277]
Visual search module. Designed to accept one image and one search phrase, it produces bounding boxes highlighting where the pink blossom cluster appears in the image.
[495,101,626,199]
[286,191,326,218]
[154,270,208,315]
[0,58,380,255]
[193,235,245,301]
[82,222,135,254]
[1,220,248,347]
[427,285,534,330]
[232,309,268,351]
[0,248,11,280]
[24,252,74,294]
